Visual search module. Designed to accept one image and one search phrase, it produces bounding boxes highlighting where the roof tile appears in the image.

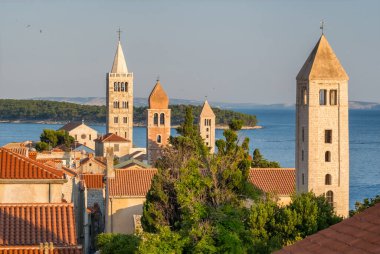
[81,174,104,189]
[109,169,157,196]
[248,168,295,196]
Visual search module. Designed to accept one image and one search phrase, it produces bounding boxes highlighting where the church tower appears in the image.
[296,34,349,217]
[106,39,134,143]
[146,80,171,165]
[199,100,216,153]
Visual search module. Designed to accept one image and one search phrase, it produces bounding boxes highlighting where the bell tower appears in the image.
[106,37,134,143]
[199,100,216,153]
[296,34,349,217]
[146,80,171,165]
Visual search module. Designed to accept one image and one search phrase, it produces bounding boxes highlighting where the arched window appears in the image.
[118,82,121,92]
[113,101,119,108]
[121,82,125,92]
[127,101,129,108]
[160,113,165,125]
[325,151,331,162]
[154,113,158,125]
[157,135,162,143]
[326,191,334,206]
[125,82,128,92]
[325,174,332,185]
[114,82,118,91]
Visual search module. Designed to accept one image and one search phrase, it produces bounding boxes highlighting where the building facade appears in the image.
[295,34,349,217]
[59,121,98,150]
[199,100,216,153]
[106,40,134,142]
[146,80,171,165]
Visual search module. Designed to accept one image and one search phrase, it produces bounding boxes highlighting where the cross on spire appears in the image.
[117,28,122,41]
[156,75,160,82]
[320,20,325,35]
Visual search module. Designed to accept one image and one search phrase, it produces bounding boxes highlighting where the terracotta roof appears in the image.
[275,203,380,254]
[297,35,349,81]
[0,148,64,180]
[80,157,106,167]
[148,80,169,109]
[62,167,77,177]
[248,168,295,196]
[0,203,80,252]
[114,159,150,169]
[200,100,215,118]
[95,133,130,143]
[109,169,157,197]
[81,174,104,189]
[58,122,83,132]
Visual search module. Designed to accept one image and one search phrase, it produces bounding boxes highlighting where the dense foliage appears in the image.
[350,194,380,216]
[251,148,281,168]
[35,129,74,151]
[0,99,257,126]
[96,107,341,253]
[96,233,140,254]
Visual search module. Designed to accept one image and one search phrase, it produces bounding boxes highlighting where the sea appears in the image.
[0,108,379,210]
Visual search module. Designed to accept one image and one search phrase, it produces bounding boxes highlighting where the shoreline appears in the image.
[0,120,262,130]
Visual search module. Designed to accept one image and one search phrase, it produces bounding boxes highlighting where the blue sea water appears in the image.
[0,108,379,209]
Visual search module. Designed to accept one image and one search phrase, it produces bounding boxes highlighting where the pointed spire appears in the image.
[297,35,349,81]
[111,41,128,74]
[148,80,169,109]
[200,100,215,117]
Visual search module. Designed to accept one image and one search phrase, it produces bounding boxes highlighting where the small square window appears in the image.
[114,117,118,124]
[325,130,332,143]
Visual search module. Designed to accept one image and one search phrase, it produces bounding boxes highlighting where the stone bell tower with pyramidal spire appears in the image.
[106,36,134,143]
[296,34,349,217]
[199,100,216,153]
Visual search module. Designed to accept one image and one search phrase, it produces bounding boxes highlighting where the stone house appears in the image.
[59,121,98,150]
[95,133,131,159]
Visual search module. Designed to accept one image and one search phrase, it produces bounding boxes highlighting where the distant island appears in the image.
[31,96,380,110]
[0,99,258,128]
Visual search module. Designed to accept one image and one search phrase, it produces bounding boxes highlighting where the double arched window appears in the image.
[113,82,129,92]
[113,101,119,108]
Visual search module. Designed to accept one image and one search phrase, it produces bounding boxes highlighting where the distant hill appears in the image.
[32,97,380,110]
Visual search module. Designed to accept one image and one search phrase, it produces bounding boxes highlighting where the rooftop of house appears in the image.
[94,133,130,143]
[275,203,380,254]
[248,168,296,196]
[81,173,104,189]
[0,203,82,253]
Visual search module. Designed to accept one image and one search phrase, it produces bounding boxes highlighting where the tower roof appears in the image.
[297,35,349,81]
[200,100,215,118]
[148,80,169,109]
[111,41,128,74]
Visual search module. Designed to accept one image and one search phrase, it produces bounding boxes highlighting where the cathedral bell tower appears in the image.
[296,34,349,217]
[146,80,171,165]
[106,38,134,143]
[199,100,216,153]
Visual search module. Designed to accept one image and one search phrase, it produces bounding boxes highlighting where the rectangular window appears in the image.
[319,89,327,105]
[301,150,304,161]
[302,127,305,142]
[123,117,128,124]
[302,87,307,105]
[325,130,332,143]
[114,117,118,124]
[330,90,337,105]
[89,134,91,140]
[302,173,305,185]
[75,135,77,140]
[114,144,119,152]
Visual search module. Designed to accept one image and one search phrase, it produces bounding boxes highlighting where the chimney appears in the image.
[29,151,37,160]
[106,147,115,178]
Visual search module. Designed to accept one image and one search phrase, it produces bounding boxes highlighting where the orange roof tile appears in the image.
[0,245,83,254]
[94,133,130,143]
[0,148,64,180]
[275,203,380,254]
[248,168,295,196]
[148,80,169,109]
[81,174,104,189]
[0,203,79,250]
[109,169,157,196]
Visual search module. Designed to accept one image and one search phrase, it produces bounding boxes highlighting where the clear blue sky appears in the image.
[0,0,379,104]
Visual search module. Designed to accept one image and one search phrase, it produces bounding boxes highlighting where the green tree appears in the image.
[96,233,140,254]
[37,129,74,151]
[251,148,281,168]
[350,195,380,216]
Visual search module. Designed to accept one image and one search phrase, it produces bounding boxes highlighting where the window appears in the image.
[325,174,332,185]
[325,130,332,143]
[302,127,305,142]
[114,82,118,91]
[125,82,128,92]
[160,113,165,125]
[121,82,125,92]
[118,82,121,92]
[330,90,337,105]
[153,113,158,125]
[81,134,86,139]
[122,101,127,108]
[157,135,162,143]
[125,132,127,138]
[325,151,331,162]
[114,117,118,124]
[301,150,304,161]
[206,142,209,146]
[89,163,92,167]
[206,135,209,138]
[205,119,211,126]
[326,191,334,206]
[114,144,119,152]
[319,89,327,105]
[127,102,129,108]
[302,87,307,105]
[89,134,91,140]
[206,128,209,132]
[123,117,128,124]
[302,173,305,185]
[75,135,77,140]
[113,101,119,108]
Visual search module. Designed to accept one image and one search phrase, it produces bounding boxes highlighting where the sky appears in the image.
[0,0,379,104]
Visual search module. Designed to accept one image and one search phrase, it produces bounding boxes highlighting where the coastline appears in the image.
[0,120,262,130]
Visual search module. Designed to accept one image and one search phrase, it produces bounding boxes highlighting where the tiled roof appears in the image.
[94,133,130,143]
[0,203,79,250]
[248,168,295,196]
[148,80,169,109]
[80,157,106,167]
[0,245,83,254]
[81,174,104,189]
[0,148,64,180]
[114,159,150,169]
[58,122,82,132]
[275,203,380,254]
[109,169,157,197]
